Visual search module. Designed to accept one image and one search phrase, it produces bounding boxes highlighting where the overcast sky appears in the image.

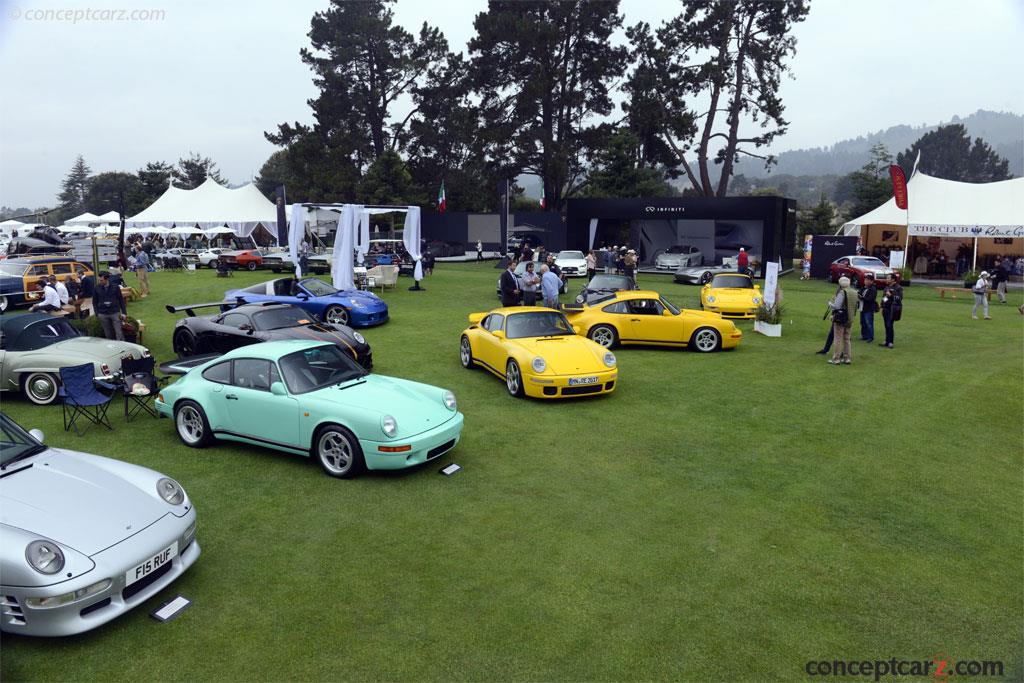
[1,0,1021,208]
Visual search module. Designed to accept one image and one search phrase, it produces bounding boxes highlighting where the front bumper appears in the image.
[524,368,618,399]
[704,305,756,320]
[361,412,464,470]
[349,308,390,327]
[1,511,199,637]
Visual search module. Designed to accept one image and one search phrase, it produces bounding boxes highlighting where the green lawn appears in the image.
[2,263,1022,682]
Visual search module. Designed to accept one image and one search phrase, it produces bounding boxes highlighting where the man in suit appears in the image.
[500,260,520,307]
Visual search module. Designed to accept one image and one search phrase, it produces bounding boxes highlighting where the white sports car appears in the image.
[655,245,703,270]
[195,248,229,268]
[553,250,588,277]
[0,413,199,636]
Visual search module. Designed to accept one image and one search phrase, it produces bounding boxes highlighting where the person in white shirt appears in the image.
[972,271,992,320]
[29,280,61,313]
[52,276,69,305]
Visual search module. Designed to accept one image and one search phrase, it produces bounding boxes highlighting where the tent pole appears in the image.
[972,237,978,272]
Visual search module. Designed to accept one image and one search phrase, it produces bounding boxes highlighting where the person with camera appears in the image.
[828,276,856,365]
[858,272,878,342]
[879,275,903,348]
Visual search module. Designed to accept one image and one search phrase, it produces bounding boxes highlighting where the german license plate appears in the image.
[568,376,598,386]
[126,542,178,587]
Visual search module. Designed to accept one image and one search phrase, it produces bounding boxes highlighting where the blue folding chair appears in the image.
[59,363,116,435]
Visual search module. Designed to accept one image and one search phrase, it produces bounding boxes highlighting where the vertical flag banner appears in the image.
[889,165,908,210]
[540,185,547,210]
[437,181,447,213]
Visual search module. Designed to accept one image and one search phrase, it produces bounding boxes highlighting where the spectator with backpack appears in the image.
[827,276,856,365]
[880,276,903,348]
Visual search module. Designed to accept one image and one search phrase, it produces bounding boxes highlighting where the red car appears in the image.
[219,249,264,271]
[828,255,896,286]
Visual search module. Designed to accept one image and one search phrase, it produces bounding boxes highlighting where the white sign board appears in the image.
[72,238,118,263]
[888,250,905,269]
[763,261,780,308]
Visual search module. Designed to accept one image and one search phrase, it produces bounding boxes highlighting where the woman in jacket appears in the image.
[828,276,856,365]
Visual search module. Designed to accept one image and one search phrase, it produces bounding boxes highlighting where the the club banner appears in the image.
[908,224,1024,238]
[889,165,908,210]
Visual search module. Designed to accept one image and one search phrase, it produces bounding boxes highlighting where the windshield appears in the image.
[559,251,584,260]
[852,257,886,267]
[0,414,46,468]
[253,307,314,330]
[587,275,631,291]
[300,278,338,296]
[11,319,80,351]
[665,246,686,254]
[0,263,28,277]
[506,311,574,339]
[279,344,365,394]
[712,275,753,289]
[659,297,681,315]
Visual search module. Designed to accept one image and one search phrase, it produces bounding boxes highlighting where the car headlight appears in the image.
[531,356,546,373]
[707,295,716,303]
[156,477,185,506]
[353,331,365,344]
[26,540,64,575]
[381,415,398,437]
[442,390,457,411]
[752,297,761,304]
[349,298,363,308]
[603,352,616,368]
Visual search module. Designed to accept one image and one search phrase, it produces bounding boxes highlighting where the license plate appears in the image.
[126,541,178,587]
[568,376,598,386]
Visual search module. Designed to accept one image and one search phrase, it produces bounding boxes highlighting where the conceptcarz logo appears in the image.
[644,206,685,214]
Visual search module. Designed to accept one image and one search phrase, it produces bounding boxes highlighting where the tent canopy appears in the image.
[65,212,100,225]
[126,178,277,236]
[843,173,1024,238]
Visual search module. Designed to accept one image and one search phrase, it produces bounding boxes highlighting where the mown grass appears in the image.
[1,262,1022,682]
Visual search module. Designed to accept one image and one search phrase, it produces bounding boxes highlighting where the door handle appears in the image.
[630,318,641,322]
[225,394,238,400]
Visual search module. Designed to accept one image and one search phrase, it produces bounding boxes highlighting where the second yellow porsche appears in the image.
[460,307,617,399]
[563,290,742,352]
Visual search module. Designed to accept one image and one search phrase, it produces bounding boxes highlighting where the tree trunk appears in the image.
[715,14,755,197]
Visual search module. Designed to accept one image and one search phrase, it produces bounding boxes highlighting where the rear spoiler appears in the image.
[165,299,285,316]
[159,354,221,376]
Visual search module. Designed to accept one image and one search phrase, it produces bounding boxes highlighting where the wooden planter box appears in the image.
[754,321,781,337]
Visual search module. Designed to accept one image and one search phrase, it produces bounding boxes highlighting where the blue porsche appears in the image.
[224,277,389,328]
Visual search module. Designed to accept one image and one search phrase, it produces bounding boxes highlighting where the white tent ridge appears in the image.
[842,173,1024,238]
[126,178,277,236]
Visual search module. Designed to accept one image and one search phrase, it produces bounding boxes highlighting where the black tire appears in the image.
[173,328,198,357]
[174,400,214,447]
[588,324,618,349]
[827,270,836,283]
[247,261,258,271]
[699,271,713,285]
[460,335,476,369]
[323,305,350,326]
[0,295,8,312]
[505,359,525,398]
[22,372,59,405]
[313,424,365,478]
[690,327,722,353]
[272,267,281,273]
[208,259,219,270]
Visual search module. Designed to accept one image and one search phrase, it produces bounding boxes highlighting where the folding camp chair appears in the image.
[120,356,166,421]
[59,363,116,435]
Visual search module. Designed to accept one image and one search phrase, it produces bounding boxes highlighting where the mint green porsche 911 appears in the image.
[155,340,464,478]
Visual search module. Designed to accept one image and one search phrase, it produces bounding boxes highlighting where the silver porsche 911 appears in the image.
[0,413,199,636]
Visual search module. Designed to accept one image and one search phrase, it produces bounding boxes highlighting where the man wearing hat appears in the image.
[972,271,992,320]
[737,247,749,274]
[827,276,856,364]
[623,249,637,281]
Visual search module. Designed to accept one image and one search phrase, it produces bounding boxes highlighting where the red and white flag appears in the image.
[539,185,547,210]
[889,165,908,210]
[437,181,447,213]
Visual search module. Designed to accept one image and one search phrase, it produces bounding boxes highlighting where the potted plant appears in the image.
[71,315,144,344]
[753,303,784,337]
[898,267,913,286]
[963,270,979,290]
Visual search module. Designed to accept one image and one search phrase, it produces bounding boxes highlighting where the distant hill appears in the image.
[735,109,1023,178]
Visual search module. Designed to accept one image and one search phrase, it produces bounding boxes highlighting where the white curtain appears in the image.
[588,218,598,249]
[289,204,305,277]
[332,205,358,290]
[357,211,371,265]
[402,206,423,281]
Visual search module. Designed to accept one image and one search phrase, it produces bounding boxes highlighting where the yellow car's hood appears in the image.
[508,335,609,375]
[707,288,759,305]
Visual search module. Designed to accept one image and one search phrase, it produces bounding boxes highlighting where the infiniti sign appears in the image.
[644,206,685,214]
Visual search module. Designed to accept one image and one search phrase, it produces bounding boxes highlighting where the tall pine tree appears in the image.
[57,154,91,217]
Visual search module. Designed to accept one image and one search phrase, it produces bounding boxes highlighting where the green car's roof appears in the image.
[220,339,331,361]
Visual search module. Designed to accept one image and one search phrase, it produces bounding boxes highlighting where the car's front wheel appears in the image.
[505,359,525,398]
[699,271,713,285]
[323,305,350,326]
[0,295,8,312]
[460,336,476,369]
[691,327,722,353]
[314,425,364,478]
[175,401,214,447]
[588,324,618,348]
[247,261,258,271]
[208,258,219,270]
[22,372,59,405]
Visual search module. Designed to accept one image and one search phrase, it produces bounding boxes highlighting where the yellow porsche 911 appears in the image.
[460,307,617,399]
[700,273,762,319]
[563,289,742,352]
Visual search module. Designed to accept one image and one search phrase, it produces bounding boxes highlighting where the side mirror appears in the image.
[297,293,309,300]
[29,428,45,443]
[492,330,505,340]
[240,324,254,334]
[270,382,287,396]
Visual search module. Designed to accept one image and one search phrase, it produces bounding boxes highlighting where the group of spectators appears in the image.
[29,269,129,340]
[500,257,565,310]
[594,245,639,280]
[818,272,903,363]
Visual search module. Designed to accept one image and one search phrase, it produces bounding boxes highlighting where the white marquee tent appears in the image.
[126,178,277,236]
[65,212,101,226]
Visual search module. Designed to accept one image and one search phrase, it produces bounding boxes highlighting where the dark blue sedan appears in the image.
[224,277,389,328]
